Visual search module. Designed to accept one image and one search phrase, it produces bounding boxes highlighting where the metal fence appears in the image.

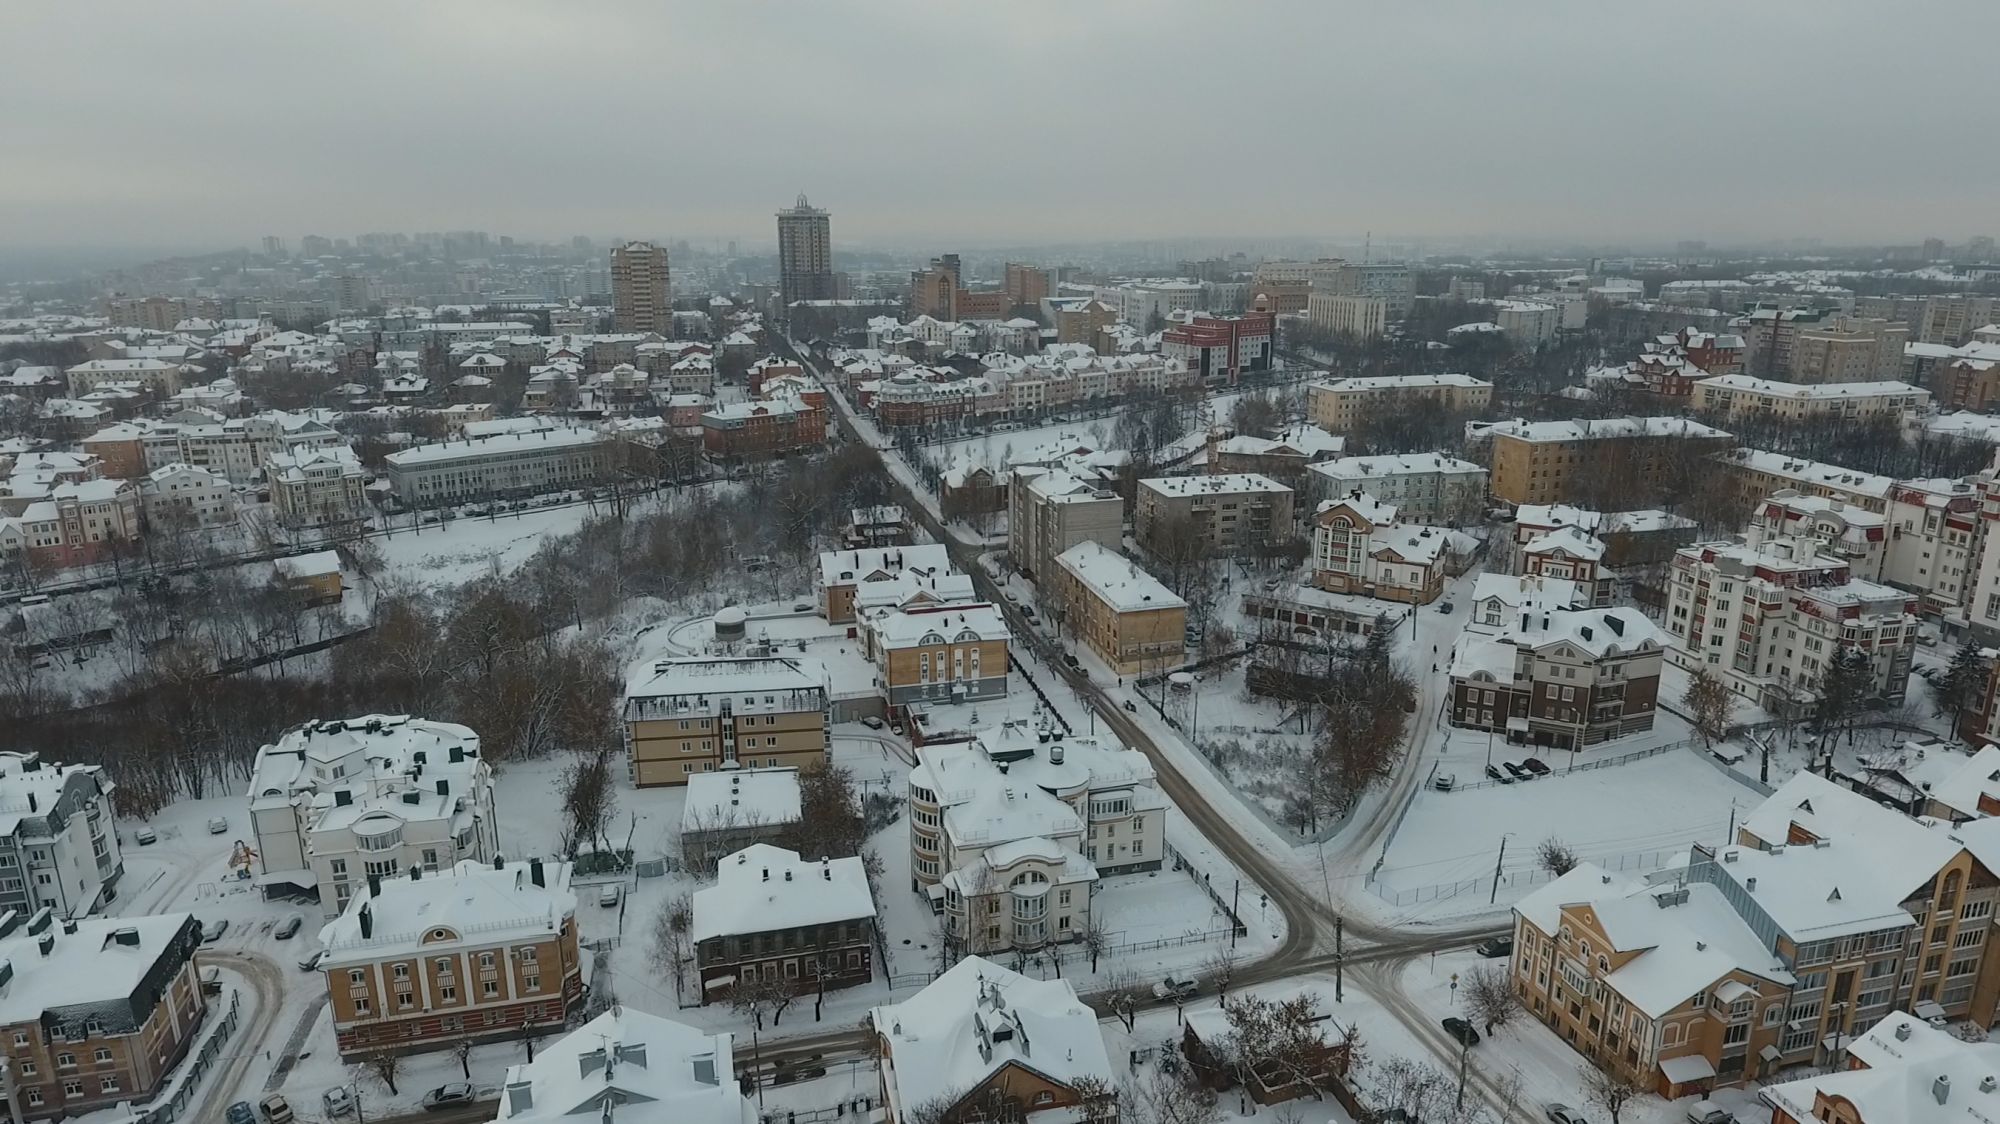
[1165,840,1249,936]
[1440,738,1696,792]
[1368,846,1688,907]
[105,988,243,1124]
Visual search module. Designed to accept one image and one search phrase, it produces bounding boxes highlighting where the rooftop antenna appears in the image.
[1363,231,1372,264]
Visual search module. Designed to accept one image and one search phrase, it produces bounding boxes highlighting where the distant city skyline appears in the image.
[5,2,2000,255]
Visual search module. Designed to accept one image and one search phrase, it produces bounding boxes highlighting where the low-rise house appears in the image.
[1448,607,1666,748]
[383,427,610,507]
[493,1007,752,1124]
[1052,540,1186,677]
[863,603,1010,708]
[0,752,122,919]
[245,715,500,916]
[816,544,974,625]
[622,657,830,787]
[1520,525,1612,606]
[0,910,207,1120]
[691,844,876,1002]
[844,505,910,549]
[138,463,235,530]
[1465,573,1586,633]
[317,858,584,1058]
[871,957,1114,1124]
[272,549,344,605]
[1309,492,1461,605]
[1204,425,1346,485]
[267,447,369,526]
[678,768,802,874]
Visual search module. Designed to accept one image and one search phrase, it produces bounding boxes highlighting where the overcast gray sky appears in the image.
[4,1,1995,253]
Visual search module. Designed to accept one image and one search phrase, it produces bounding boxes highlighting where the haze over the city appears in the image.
[6,0,1998,255]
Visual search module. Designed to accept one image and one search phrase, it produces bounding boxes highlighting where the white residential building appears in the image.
[1486,299,1561,347]
[267,446,369,526]
[0,752,122,919]
[1304,453,1488,522]
[908,720,1163,954]
[1309,492,1465,605]
[814,544,974,624]
[138,463,235,529]
[383,426,610,506]
[246,715,500,916]
[1666,532,1917,712]
[1690,374,1930,422]
[495,1007,752,1124]
[1879,475,1980,615]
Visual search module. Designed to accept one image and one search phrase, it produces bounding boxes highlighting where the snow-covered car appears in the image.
[1432,773,1456,792]
[275,915,303,940]
[321,1087,354,1117]
[1544,1106,1587,1124]
[861,716,885,730]
[298,949,326,972]
[134,827,158,845]
[1484,764,1512,784]
[1684,1103,1734,1124]
[599,885,622,907]
[201,918,229,943]
[207,816,229,834]
[423,1083,477,1110]
[1152,975,1199,1001]
[259,1095,295,1124]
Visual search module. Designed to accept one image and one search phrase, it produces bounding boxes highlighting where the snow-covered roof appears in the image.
[1716,448,1893,500]
[1698,374,1927,400]
[0,912,198,1028]
[385,426,603,468]
[690,844,874,943]
[245,714,485,843]
[496,1007,750,1124]
[1309,452,1486,480]
[273,550,341,580]
[625,657,829,717]
[1316,491,1399,527]
[1762,1011,2000,1124]
[870,957,1113,1120]
[818,544,953,588]
[680,768,802,835]
[1315,372,1491,391]
[1138,472,1289,497]
[1472,416,1732,443]
[1467,573,1587,618]
[1056,540,1186,613]
[1523,525,1606,561]
[318,858,575,967]
[866,603,1010,648]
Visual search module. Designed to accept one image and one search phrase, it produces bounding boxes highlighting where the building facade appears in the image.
[1690,375,1928,422]
[777,195,837,310]
[611,241,671,335]
[383,428,611,507]
[1009,467,1123,583]
[1305,453,1488,522]
[863,604,1010,708]
[1135,474,1294,558]
[1479,417,1734,507]
[1307,374,1492,435]
[1449,607,1665,748]
[623,657,831,788]
[0,752,122,919]
[1053,540,1187,677]
[690,844,875,1001]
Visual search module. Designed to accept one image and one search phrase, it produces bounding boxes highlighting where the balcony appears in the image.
[352,817,404,852]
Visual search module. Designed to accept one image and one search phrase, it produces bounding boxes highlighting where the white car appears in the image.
[321,1087,354,1117]
[207,816,228,834]
[599,885,622,907]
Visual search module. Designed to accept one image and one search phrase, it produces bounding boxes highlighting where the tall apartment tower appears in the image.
[776,194,835,312]
[611,241,671,334]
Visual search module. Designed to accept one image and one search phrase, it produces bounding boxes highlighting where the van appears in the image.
[1685,1101,1735,1124]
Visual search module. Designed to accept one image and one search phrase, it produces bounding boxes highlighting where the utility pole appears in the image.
[1334,915,1344,1002]
[1456,1037,1470,1110]
[1489,834,1510,904]
[1230,879,1241,947]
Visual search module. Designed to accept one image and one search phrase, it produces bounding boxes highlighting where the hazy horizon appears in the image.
[5,1,1997,256]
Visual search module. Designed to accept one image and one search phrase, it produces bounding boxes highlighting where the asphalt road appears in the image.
[191,950,287,1124]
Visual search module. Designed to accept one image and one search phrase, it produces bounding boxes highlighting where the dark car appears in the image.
[1503,760,1532,780]
[1522,757,1552,777]
[1475,935,1515,959]
[274,914,303,940]
[1484,764,1513,784]
[1435,601,1455,614]
[1441,1017,1481,1047]
[227,1103,257,1124]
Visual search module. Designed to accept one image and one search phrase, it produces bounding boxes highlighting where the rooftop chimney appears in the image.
[1896,1022,1913,1041]
[530,859,545,889]
[1746,877,1757,892]
[1936,1075,1952,1105]
[359,901,374,940]
[494,854,506,870]
[36,934,53,958]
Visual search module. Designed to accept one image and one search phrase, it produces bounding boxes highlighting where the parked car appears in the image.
[599,884,622,908]
[1545,1105,1588,1124]
[792,601,812,613]
[889,722,905,736]
[201,918,229,943]
[1503,761,1532,780]
[259,1095,296,1124]
[861,716,885,730]
[322,1087,354,1117]
[1475,935,1514,959]
[1435,601,1455,614]
[134,827,158,845]
[423,1083,478,1110]
[227,1103,257,1124]
[1684,1102,1735,1124]
[207,816,229,834]
[297,949,326,973]
[1441,1017,1480,1047]
[275,914,303,940]
[1484,764,1512,784]
[1123,700,1138,713]
[1433,773,1456,792]
[1153,974,1199,1001]
[1522,757,1552,777]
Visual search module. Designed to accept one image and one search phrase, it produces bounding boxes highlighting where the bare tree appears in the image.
[647,893,695,998]
[1536,836,1580,877]
[1125,1066,1222,1124]
[451,1037,475,1080]
[1069,1074,1120,1124]
[730,973,789,1030]
[1212,993,1337,1101]
[1077,914,1111,974]
[1579,1062,1648,1124]
[1683,667,1733,750]
[1201,945,1238,1000]
[365,1048,402,1096]
[556,749,617,860]
[1462,964,1519,1036]
[1102,967,1146,1031]
[788,760,866,859]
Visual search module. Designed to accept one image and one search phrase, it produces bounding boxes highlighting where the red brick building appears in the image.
[700,399,828,460]
[1162,312,1275,385]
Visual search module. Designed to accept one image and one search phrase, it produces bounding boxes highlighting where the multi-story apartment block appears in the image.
[383,427,610,507]
[103,294,221,331]
[1052,298,1118,347]
[1009,467,1122,583]
[492,1007,751,1124]
[267,447,369,526]
[776,195,837,310]
[81,411,347,486]
[0,480,142,570]
[1309,493,1457,605]
[137,463,235,530]
[699,398,826,461]
[910,721,1163,953]
[1790,317,1909,383]
[1765,1011,2000,1124]
[1485,300,1561,348]
[0,753,121,919]
[0,910,207,1120]
[1737,304,1836,377]
[1135,473,1294,558]
[1320,261,1415,317]
[871,958,1115,1124]
[1203,424,1345,487]
[1752,490,1888,581]
[1307,373,1492,435]
[1449,606,1664,748]
[1304,453,1488,522]
[691,844,876,1000]
[1004,262,1049,307]
[1160,312,1274,385]
[1691,375,1929,423]
[1053,541,1186,677]
[1881,476,1980,616]
[863,603,1010,708]
[64,358,185,398]
[1919,294,2000,345]
[1922,340,2000,413]
[318,858,583,1058]
[611,241,671,335]
[1665,533,1916,713]
[246,715,500,916]
[816,544,973,624]
[623,657,830,788]
[1715,449,1894,514]
[1520,525,1613,606]
[1478,417,1734,507]
[1303,293,1386,340]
